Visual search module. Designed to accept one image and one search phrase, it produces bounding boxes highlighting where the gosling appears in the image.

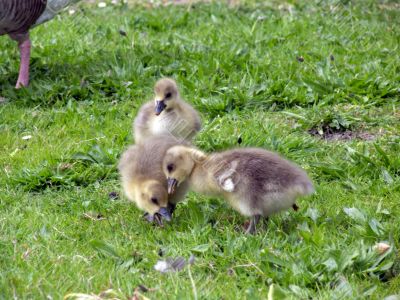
[118,135,189,226]
[133,78,201,144]
[162,146,314,234]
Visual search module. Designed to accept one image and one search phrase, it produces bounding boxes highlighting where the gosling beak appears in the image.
[167,178,178,194]
[153,213,164,227]
[143,212,154,223]
[158,207,172,222]
[155,100,166,115]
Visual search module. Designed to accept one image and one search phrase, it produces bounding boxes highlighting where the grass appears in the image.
[1,0,400,298]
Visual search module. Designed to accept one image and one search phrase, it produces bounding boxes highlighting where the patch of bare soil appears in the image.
[308,126,379,141]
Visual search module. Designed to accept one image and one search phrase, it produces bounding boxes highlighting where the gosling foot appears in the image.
[245,215,261,235]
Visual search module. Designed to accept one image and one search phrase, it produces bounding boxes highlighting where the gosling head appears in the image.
[153,78,180,115]
[163,146,204,194]
[136,179,171,224]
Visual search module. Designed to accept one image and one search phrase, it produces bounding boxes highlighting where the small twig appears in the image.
[72,136,105,146]
[233,262,265,276]
[53,226,76,241]
[72,255,90,264]
[83,213,107,221]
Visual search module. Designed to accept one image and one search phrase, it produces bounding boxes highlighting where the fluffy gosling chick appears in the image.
[163,146,314,234]
[118,136,189,225]
[133,78,201,144]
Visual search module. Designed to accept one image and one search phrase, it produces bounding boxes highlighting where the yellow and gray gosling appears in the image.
[118,135,189,226]
[133,78,201,144]
[162,145,314,234]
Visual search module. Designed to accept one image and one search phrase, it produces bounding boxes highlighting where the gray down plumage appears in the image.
[0,0,81,35]
[0,0,47,35]
[34,0,82,26]
[0,0,81,88]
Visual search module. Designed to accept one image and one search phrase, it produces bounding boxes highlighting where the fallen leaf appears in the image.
[374,242,391,255]
[59,163,73,171]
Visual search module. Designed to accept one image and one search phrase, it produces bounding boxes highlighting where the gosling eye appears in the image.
[167,163,175,173]
[165,92,172,99]
[151,197,159,205]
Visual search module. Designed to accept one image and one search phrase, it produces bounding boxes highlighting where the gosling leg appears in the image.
[245,215,261,235]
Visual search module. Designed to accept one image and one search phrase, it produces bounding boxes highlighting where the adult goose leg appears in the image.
[9,33,31,88]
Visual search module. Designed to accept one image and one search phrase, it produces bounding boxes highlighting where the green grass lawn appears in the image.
[1,1,400,299]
